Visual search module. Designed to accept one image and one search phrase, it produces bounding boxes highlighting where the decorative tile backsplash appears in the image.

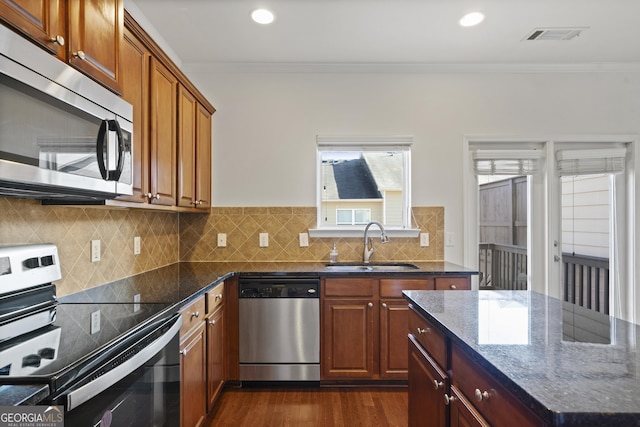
[180,206,444,264]
[0,198,179,296]
[0,198,444,296]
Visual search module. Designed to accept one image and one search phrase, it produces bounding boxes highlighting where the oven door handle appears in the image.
[66,314,182,411]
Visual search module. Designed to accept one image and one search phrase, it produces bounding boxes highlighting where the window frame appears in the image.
[310,135,419,238]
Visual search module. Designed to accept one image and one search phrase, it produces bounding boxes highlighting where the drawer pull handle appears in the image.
[416,327,429,335]
[450,284,457,290]
[191,311,200,319]
[475,389,490,402]
[433,380,444,390]
[443,394,456,406]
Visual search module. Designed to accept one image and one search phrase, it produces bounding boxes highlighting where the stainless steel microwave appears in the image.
[0,24,133,201]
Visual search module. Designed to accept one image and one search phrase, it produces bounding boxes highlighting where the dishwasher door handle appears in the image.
[66,314,182,411]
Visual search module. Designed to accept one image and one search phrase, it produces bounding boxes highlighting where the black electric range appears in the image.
[0,244,182,414]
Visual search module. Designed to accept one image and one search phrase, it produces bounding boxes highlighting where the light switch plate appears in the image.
[445,232,455,247]
[259,233,269,247]
[134,236,141,255]
[299,233,309,247]
[91,240,100,262]
[217,233,227,247]
[90,310,100,334]
[420,233,430,247]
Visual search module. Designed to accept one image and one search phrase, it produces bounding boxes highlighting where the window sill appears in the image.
[308,228,420,239]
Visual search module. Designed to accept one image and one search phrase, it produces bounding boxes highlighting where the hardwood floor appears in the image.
[204,386,408,426]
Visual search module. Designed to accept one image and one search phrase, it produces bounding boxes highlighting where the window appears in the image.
[315,135,412,234]
[336,208,371,225]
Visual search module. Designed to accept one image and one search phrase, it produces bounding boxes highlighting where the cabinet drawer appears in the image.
[380,278,434,298]
[434,276,470,290]
[206,282,224,314]
[408,307,446,369]
[324,278,374,297]
[180,295,205,338]
[451,344,546,427]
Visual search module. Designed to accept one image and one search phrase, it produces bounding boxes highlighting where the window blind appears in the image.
[472,149,542,175]
[556,147,626,176]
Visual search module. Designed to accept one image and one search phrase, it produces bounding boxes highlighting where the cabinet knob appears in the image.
[50,35,65,46]
[416,327,429,335]
[209,320,216,326]
[433,380,444,390]
[382,302,387,308]
[73,50,86,60]
[215,294,223,301]
[443,394,456,406]
[191,311,200,319]
[450,284,457,290]
[474,388,490,402]
[191,200,203,206]
[180,349,188,356]
[367,302,374,307]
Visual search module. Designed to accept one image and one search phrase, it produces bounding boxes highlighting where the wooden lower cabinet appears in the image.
[408,335,447,427]
[322,298,376,378]
[206,283,225,412]
[180,323,207,427]
[448,386,489,427]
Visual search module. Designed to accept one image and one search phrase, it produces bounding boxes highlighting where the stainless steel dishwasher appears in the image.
[238,276,320,382]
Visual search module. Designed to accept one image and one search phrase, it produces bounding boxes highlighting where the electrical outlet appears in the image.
[90,310,100,334]
[420,233,430,247]
[91,240,100,262]
[259,233,269,247]
[134,236,141,255]
[445,232,455,247]
[299,232,309,247]
[133,294,141,312]
[217,233,227,247]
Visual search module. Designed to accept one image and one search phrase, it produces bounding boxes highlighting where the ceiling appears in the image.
[127,0,640,71]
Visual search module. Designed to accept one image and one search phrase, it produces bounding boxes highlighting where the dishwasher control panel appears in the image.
[238,277,319,298]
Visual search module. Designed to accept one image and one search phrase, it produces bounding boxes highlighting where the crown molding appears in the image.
[182,61,640,74]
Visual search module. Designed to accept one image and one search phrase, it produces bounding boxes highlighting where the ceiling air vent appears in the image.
[524,27,588,41]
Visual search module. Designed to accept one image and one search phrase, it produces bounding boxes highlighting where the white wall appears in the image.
[186,70,640,264]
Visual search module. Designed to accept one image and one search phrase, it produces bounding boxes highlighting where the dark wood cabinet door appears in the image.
[0,0,64,56]
[180,324,207,427]
[408,335,447,427]
[118,26,149,203]
[177,85,197,208]
[449,386,490,427]
[322,298,376,379]
[149,57,177,206]
[206,306,225,411]
[380,299,410,378]
[67,0,123,93]
[195,103,212,209]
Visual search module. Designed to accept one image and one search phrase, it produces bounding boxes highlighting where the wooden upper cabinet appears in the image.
[177,84,212,210]
[195,103,212,209]
[67,0,123,94]
[149,57,177,206]
[177,85,197,208]
[117,26,149,203]
[0,0,65,56]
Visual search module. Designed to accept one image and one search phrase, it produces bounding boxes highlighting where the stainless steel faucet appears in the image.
[363,221,389,263]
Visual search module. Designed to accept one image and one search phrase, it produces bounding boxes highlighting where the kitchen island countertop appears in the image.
[403,289,640,426]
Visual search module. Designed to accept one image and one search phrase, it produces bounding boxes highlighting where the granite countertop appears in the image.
[60,260,477,305]
[403,290,640,426]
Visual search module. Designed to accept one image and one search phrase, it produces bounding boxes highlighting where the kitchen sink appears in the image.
[325,262,420,271]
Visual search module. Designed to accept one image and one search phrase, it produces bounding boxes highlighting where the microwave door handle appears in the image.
[96,119,109,180]
[108,119,125,181]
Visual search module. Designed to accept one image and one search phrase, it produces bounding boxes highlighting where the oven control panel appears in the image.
[0,244,61,295]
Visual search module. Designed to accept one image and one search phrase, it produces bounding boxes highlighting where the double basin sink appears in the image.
[325,262,420,272]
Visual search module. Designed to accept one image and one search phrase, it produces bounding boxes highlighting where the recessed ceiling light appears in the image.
[459,12,485,27]
[251,8,275,25]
